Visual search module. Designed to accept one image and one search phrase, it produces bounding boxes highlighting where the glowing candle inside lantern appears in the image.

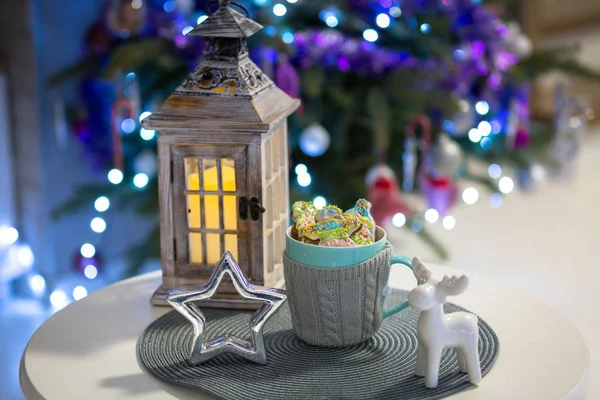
[187,159,238,265]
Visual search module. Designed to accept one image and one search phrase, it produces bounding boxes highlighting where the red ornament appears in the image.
[420,174,458,217]
[366,164,412,226]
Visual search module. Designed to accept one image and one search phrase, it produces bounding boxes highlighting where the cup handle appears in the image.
[382,255,415,320]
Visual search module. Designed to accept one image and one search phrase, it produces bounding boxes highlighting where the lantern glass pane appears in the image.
[203,158,218,191]
[223,195,237,230]
[225,234,238,260]
[185,157,200,191]
[189,233,203,264]
[187,194,201,228]
[221,158,236,192]
[205,195,220,229]
[206,234,220,264]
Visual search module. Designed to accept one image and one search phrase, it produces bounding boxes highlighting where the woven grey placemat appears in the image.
[138,290,499,400]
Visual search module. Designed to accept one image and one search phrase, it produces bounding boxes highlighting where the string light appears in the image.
[424,208,439,223]
[29,274,46,296]
[462,187,479,205]
[80,243,96,258]
[108,169,124,185]
[490,119,502,134]
[412,220,423,232]
[480,137,493,150]
[297,172,311,187]
[313,196,326,209]
[498,177,514,194]
[121,118,136,134]
[490,193,503,208]
[0,226,19,245]
[17,245,35,267]
[363,29,378,42]
[197,15,209,24]
[181,26,194,35]
[73,286,88,301]
[282,31,294,44]
[94,196,110,212]
[468,128,482,143]
[389,6,402,17]
[140,128,156,140]
[475,100,490,115]
[420,23,431,33]
[90,217,107,233]
[488,164,502,179]
[253,0,268,5]
[84,265,98,280]
[163,1,175,12]
[131,0,143,10]
[50,289,70,310]
[392,213,406,227]
[442,216,456,230]
[295,164,307,175]
[478,121,492,136]
[376,13,391,28]
[273,3,287,16]
[325,15,339,27]
[287,0,298,3]
[133,173,150,189]
[139,111,152,123]
[265,26,277,36]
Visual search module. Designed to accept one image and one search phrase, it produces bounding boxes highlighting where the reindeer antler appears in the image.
[437,275,469,302]
[413,257,432,284]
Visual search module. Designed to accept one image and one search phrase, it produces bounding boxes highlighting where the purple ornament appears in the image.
[514,128,531,150]
[275,56,300,98]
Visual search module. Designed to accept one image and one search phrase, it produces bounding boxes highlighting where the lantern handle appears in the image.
[206,0,250,17]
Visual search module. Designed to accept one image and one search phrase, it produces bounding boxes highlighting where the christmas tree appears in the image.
[51,0,600,274]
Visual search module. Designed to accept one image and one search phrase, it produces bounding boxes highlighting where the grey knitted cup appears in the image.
[283,243,395,347]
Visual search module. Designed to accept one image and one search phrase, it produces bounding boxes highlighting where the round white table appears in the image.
[20,267,590,399]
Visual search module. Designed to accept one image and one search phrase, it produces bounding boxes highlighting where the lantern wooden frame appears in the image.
[143,1,299,308]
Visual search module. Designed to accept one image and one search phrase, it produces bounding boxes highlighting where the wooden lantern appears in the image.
[142,0,299,308]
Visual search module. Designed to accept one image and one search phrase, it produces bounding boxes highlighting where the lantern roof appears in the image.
[142,1,299,128]
[188,1,263,38]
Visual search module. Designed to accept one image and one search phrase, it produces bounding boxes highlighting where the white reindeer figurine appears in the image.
[408,257,482,388]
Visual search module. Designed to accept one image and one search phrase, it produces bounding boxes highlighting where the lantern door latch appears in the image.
[239,196,265,221]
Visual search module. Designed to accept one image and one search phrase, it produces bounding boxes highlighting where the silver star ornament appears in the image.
[165,252,287,365]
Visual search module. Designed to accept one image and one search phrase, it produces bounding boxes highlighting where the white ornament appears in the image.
[504,22,533,58]
[427,135,463,177]
[408,257,482,389]
[134,150,158,177]
[446,99,474,137]
[299,123,330,157]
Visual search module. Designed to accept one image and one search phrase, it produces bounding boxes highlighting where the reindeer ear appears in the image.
[437,275,469,302]
[412,257,431,284]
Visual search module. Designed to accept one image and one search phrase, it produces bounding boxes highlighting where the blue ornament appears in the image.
[299,123,330,157]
